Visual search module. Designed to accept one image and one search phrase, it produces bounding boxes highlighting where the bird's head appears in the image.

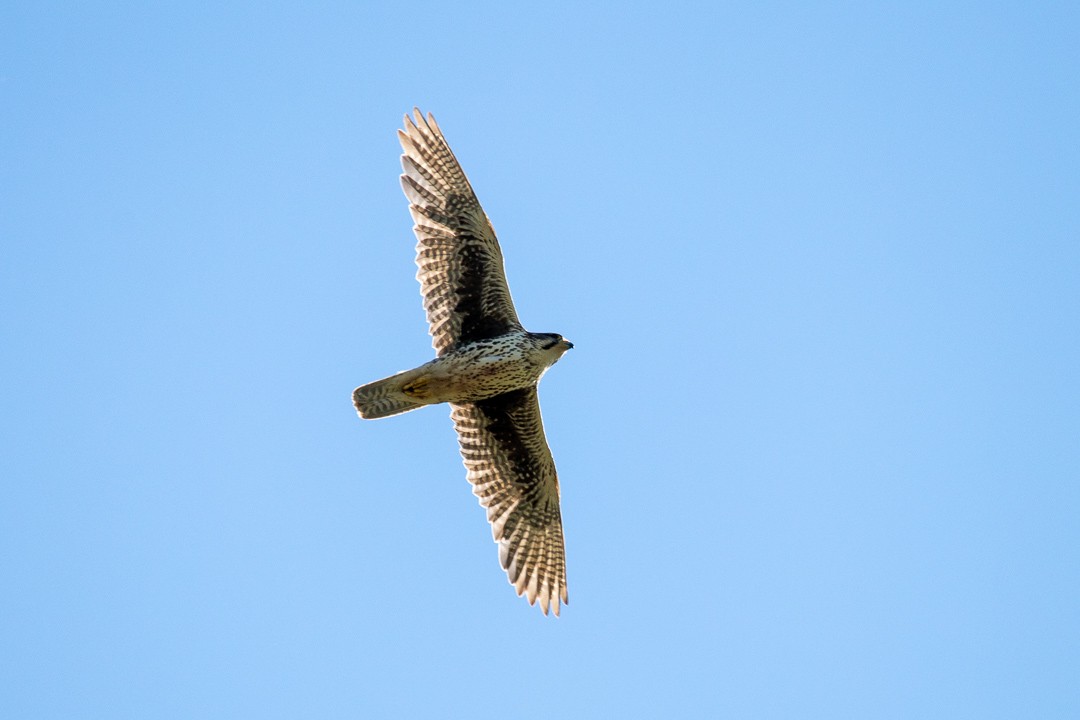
[534,332,574,363]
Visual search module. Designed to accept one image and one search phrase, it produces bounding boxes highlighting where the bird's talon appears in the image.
[403,376,430,398]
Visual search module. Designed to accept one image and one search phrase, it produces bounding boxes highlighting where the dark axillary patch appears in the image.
[445,193,515,348]
[474,389,545,495]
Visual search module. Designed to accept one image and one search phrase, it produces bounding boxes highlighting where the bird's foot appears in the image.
[402,375,431,399]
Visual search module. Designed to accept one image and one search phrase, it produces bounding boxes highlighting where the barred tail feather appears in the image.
[352,368,429,420]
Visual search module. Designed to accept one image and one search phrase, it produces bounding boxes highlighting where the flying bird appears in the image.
[353,109,573,616]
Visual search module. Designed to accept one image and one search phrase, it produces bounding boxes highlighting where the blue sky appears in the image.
[3,2,1079,717]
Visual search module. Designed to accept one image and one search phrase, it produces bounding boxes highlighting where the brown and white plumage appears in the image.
[353,109,572,616]
[399,110,522,356]
[452,388,568,615]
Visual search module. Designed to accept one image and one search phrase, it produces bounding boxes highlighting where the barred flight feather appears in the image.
[451,387,568,616]
[398,109,522,355]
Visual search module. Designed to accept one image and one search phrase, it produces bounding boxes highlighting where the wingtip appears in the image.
[517,573,567,618]
[402,108,440,138]
[425,111,441,135]
[537,591,564,618]
[402,110,421,137]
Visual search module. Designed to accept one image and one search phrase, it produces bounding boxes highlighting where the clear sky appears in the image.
[3,2,1079,718]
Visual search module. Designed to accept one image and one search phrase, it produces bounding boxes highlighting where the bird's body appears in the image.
[352,110,573,616]
[353,330,571,418]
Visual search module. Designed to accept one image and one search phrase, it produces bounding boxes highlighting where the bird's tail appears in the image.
[352,366,433,420]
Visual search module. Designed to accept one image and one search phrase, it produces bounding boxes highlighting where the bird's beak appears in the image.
[564,340,574,350]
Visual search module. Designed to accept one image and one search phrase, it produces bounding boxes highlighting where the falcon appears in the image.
[352,109,573,616]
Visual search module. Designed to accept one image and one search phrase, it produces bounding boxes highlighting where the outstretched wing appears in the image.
[399,109,522,356]
[451,388,568,616]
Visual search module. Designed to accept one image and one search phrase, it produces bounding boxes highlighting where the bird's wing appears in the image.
[399,109,522,356]
[451,387,568,616]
